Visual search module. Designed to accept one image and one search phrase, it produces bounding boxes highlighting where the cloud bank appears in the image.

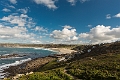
[79,25,120,44]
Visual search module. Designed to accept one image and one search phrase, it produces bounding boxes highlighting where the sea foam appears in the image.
[0,58,31,79]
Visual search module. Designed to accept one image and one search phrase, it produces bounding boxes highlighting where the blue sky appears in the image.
[0,0,120,44]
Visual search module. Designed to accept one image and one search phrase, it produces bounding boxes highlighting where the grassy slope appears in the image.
[66,54,120,80]
[5,42,120,80]
[5,54,119,80]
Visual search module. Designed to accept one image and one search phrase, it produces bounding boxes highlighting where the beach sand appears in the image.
[50,48,76,54]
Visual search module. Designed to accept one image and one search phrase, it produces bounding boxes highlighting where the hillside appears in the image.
[4,41,120,80]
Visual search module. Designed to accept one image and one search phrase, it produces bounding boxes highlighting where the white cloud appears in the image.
[20,14,28,18]
[0,25,31,39]
[2,8,11,12]
[67,0,77,5]
[50,25,78,41]
[63,25,72,29]
[9,0,17,4]
[106,14,111,19]
[31,40,41,44]
[114,13,120,18]
[0,14,33,27]
[17,8,28,14]
[8,5,15,9]
[80,0,89,3]
[87,25,92,28]
[1,14,26,27]
[79,25,120,44]
[33,0,57,9]
[72,36,79,41]
[33,26,47,32]
[0,7,44,43]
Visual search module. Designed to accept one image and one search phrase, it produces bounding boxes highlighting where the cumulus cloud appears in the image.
[80,0,89,3]
[114,13,120,18]
[67,0,89,5]
[17,8,28,14]
[63,25,72,29]
[0,25,31,39]
[0,13,33,27]
[0,7,44,43]
[87,25,92,28]
[31,40,41,44]
[9,0,17,4]
[67,0,77,5]
[72,36,79,41]
[8,5,15,9]
[79,25,120,44]
[1,14,27,27]
[106,14,111,19]
[50,25,78,41]
[33,0,57,9]
[33,26,47,32]
[2,8,11,12]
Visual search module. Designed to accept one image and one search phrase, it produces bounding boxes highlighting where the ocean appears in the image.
[0,47,57,79]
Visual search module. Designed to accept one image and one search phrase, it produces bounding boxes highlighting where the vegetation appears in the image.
[5,54,120,80]
[19,68,73,80]
[4,41,120,80]
[66,54,120,80]
[0,43,77,48]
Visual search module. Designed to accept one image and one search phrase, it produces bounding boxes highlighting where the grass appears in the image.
[66,54,120,80]
[19,68,73,80]
[5,53,120,80]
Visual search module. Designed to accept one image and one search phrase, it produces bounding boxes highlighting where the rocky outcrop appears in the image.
[3,56,56,77]
[0,54,26,59]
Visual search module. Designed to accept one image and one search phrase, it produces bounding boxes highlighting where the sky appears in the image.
[0,0,120,44]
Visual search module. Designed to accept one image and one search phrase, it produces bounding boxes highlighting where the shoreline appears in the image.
[1,47,76,79]
[1,46,76,54]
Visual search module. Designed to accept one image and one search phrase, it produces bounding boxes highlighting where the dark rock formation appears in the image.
[0,54,26,59]
[3,56,56,77]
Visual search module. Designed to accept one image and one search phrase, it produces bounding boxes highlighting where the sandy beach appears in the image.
[50,48,76,54]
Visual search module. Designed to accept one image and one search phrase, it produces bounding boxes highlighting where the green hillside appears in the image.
[5,41,120,80]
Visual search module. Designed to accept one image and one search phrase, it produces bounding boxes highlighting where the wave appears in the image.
[0,58,31,79]
[0,51,7,53]
[1,54,10,56]
[0,57,23,60]
[34,48,58,53]
[34,48,43,50]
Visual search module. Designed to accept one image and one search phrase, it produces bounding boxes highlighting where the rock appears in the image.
[3,56,55,78]
[0,54,26,59]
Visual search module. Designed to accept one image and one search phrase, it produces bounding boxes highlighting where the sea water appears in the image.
[0,47,57,79]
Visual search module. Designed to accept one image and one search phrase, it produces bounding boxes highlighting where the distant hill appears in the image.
[0,43,77,48]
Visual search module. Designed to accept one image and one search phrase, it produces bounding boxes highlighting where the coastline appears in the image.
[2,47,76,79]
[3,56,56,78]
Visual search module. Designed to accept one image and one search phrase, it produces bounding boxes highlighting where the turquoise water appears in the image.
[0,47,57,65]
[0,47,57,78]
